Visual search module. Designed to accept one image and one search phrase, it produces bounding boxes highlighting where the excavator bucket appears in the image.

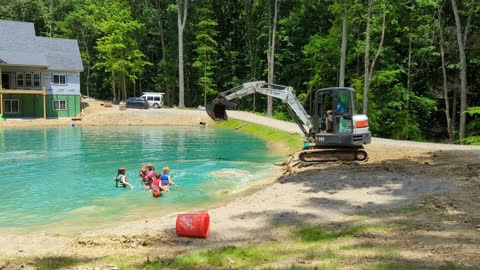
[206,98,228,121]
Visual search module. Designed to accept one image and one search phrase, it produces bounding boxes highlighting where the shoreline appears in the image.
[1,102,479,268]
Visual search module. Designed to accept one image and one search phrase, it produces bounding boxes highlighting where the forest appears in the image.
[0,0,479,144]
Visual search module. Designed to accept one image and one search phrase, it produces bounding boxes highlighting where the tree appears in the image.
[363,0,387,115]
[267,0,281,117]
[436,3,453,142]
[192,3,218,107]
[94,0,151,101]
[177,0,189,108]
[61,0,99,98]
[339,0,348,87]
[450,0,475,143]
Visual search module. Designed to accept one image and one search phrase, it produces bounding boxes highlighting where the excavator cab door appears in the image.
[313,87,355,135]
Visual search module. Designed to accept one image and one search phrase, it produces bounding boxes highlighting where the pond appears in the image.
[0,126,282,233]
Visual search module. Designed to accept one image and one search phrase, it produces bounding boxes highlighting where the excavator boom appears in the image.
[207,81,312,136]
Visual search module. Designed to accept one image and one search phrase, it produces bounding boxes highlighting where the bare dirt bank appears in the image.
[0,99,479,269]
[0,99,214,128]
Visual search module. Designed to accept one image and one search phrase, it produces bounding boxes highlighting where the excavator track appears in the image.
[298,147,368,164]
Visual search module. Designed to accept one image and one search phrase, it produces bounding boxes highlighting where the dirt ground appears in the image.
[0,99,479,269]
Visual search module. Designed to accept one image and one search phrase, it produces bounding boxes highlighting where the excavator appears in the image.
[206,81,371,163]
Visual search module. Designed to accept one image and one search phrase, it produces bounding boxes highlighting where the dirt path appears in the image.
[1,102,479,269]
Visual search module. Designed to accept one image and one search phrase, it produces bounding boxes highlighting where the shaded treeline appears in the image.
[0,0,479,143]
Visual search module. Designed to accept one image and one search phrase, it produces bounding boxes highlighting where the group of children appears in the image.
[113,163,178,198]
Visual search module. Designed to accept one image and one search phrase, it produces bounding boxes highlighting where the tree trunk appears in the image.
[451,0,468,143]
[177,0,188,108]
[86,46,91,98]
[155,0,170,105]
[437,7,453,142]
[363,0,386,115]
[112,72,116,102]
[267,0,280,118]
[406,21,412,140]
[339,0,348,87]
[133,76,136,97]
[246,0,258,112]
[122,73,127,101]
[246,0,257,80]
[362,0,372,115]
[452,86,458,135]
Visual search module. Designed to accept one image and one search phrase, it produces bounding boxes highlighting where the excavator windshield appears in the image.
[313,87,355,134]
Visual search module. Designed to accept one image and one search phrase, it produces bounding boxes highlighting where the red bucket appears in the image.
[176,212,210,238]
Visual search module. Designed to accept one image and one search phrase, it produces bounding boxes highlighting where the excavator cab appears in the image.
[313,87,355,135]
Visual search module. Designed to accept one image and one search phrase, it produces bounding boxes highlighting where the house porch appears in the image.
[0,66,47,119]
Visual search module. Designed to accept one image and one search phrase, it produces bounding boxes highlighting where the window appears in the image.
[147,96,154,101]
[4,99,19,113]
[15,72,41,88]
[16,73,24,87]
[33,73,40,87]
[52,74,67,85]
[154,97,160,101]
[25,73,32,87]
[53,100,67,110]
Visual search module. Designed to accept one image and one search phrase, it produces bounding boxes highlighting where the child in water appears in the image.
[139,164,150,189]
[139,163,155,190]
[151,172,164,197]
[160,167,178,191]
[113,168,134,188]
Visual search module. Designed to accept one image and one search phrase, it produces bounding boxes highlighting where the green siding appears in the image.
[2,94,80,118]
[46,95,80,118]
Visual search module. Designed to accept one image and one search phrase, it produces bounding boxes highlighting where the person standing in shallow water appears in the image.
[114,168,134,188]
[161,167,178,191]
[151,172,164,197]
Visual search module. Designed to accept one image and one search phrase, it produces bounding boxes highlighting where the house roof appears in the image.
[0,20,83,71]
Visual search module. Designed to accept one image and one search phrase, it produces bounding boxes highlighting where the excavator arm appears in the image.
[207,81,313,137]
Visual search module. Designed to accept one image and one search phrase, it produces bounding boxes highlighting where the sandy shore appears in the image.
[0,99,479,268]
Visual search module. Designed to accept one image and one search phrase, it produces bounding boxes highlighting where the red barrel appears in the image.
[176,212,210,238]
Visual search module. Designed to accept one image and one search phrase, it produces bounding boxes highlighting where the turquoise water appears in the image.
[0,126,281,231]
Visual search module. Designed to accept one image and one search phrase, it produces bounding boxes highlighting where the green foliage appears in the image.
[465,107,480,116]
[93,0,151,100]
[303,33,339,89]
[3,0,480,142]
[462,107,480,145]
[192,2,219,106]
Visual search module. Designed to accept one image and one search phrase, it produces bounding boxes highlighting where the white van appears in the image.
[140,92,165,108]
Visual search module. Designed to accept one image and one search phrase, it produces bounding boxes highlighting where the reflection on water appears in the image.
[0,126,281,232]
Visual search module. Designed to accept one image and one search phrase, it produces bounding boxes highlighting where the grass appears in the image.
[291,225,392,243]
[138,225,395,270]
[214,119,303,156]
[14,222,477,269]
[33,256,94,270]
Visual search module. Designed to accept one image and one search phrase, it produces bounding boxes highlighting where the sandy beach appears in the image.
[0,99,479,269]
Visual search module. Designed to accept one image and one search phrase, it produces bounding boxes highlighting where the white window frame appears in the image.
[52,100,67,111]
[52,74,67,85]
[33,73,41,87]
[4,99,20,113]
[16,73,24,87]
[25,73,32,87]
[15,72,42,88]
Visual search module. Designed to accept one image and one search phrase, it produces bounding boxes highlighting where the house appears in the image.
[0,20,83,119]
